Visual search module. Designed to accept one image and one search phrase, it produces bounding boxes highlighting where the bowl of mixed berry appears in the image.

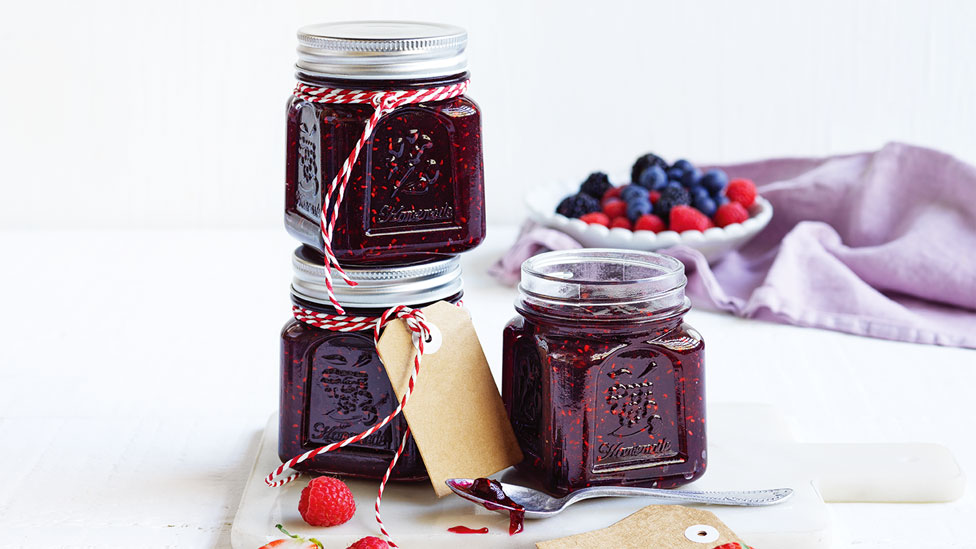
[526,152,773,261]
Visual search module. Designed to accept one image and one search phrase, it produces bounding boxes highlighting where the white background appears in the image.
[2,3,976,547]
[2,0,976,230]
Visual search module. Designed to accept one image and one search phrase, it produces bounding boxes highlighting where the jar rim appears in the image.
[517,249,689,321]
[522,248,685,286]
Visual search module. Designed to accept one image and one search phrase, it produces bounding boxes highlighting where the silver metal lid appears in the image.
[296,21,468,80]
[291,247,463,309]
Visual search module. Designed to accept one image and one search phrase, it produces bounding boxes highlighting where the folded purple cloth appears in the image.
[490,142,976,349]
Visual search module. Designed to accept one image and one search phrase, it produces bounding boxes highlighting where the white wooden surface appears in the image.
[3,0,976,230]
[230,406,963,549]
[0,227,973,548]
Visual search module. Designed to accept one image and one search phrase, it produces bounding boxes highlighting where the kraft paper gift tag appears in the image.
[377,301,523,497]
[536,505,753,549]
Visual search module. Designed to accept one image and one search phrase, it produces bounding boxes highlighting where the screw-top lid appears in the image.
[291,247,463,309]
[296,21,468,80]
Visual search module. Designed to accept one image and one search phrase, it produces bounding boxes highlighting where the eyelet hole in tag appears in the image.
[685,524,719,543]
[412,321,442,355]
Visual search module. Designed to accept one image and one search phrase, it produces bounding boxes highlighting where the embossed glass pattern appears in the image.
[501,249,706,496]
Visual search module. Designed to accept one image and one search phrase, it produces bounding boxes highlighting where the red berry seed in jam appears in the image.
[502,250,706,497]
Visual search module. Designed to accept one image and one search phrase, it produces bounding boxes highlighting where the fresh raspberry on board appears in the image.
[298,476,356,527]
[712,543,753,549]
[259,524,323,548]
[346,536,391,549]
[633,213,666,233]
[601,198,627,219]
[713,201,750,228]
[649,190,661,204]
[580,211,611,227]
[669,205,711,232]
[610,216,632,229]
[725,178,757,207]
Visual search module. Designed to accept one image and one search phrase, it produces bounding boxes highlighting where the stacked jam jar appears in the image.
[279,21,485,480]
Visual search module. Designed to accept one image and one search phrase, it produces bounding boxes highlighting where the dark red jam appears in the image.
[459,478,525,535]
[285,71,485,266]
[447,526,489,534]
[279,249,463,480]
[501,250,706,497]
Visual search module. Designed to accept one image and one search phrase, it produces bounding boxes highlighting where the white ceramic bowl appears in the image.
[526,180,773,262]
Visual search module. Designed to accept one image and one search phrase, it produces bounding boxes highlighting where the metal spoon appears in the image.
[445,478,793,519]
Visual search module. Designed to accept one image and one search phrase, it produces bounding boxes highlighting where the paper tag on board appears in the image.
[376,301,523,497]
[536,505,752,549]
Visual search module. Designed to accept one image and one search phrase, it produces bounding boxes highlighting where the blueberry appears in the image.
[631,153,669,183]
[681,167,702,188]
[654,184,691,218]
[693,195,718,217]
[620,184,650,203]
[699,169,729,195]
[635,165,668,191]
[556,192,601,218]
[626,199,652,221]
[672,159,694,172]
[690,185,710,203]
[667,167,686,182]
[579,172,613,199]
[715,195,730,206]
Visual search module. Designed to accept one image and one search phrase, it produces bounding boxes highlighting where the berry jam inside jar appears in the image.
[502,249,706,496]
[280,247,463,480]
[285,21,486,265]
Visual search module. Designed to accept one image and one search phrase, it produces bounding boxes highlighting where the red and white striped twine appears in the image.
[294,80,470,315]
[266,304,434,547]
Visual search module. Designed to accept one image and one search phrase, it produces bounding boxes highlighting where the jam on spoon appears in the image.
[460,477,525,535]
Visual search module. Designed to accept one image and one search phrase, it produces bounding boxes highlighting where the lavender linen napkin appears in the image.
[489,142,976,349]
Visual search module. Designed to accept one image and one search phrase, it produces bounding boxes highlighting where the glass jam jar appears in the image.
[279,246,463,480]
[285,21,486,265]
[501,249,706,496]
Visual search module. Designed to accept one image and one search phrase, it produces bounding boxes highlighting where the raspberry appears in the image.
[579,172,613,198]
[603,186,623,201]
[610,216,632,230]
[556,193,601,218]
[579,212,610,227]
[634,214,665,233]
[725,178,757,207]
[298,476,356,527]
[346,537,390,549]
[713,201,750,227]
[601,198,627,219]
[669,205,711,232]
[649,190,660,204]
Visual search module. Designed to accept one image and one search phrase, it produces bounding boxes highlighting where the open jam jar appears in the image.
[285,21,486,265]
[280,247,463,480]
[501,249,706,496]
